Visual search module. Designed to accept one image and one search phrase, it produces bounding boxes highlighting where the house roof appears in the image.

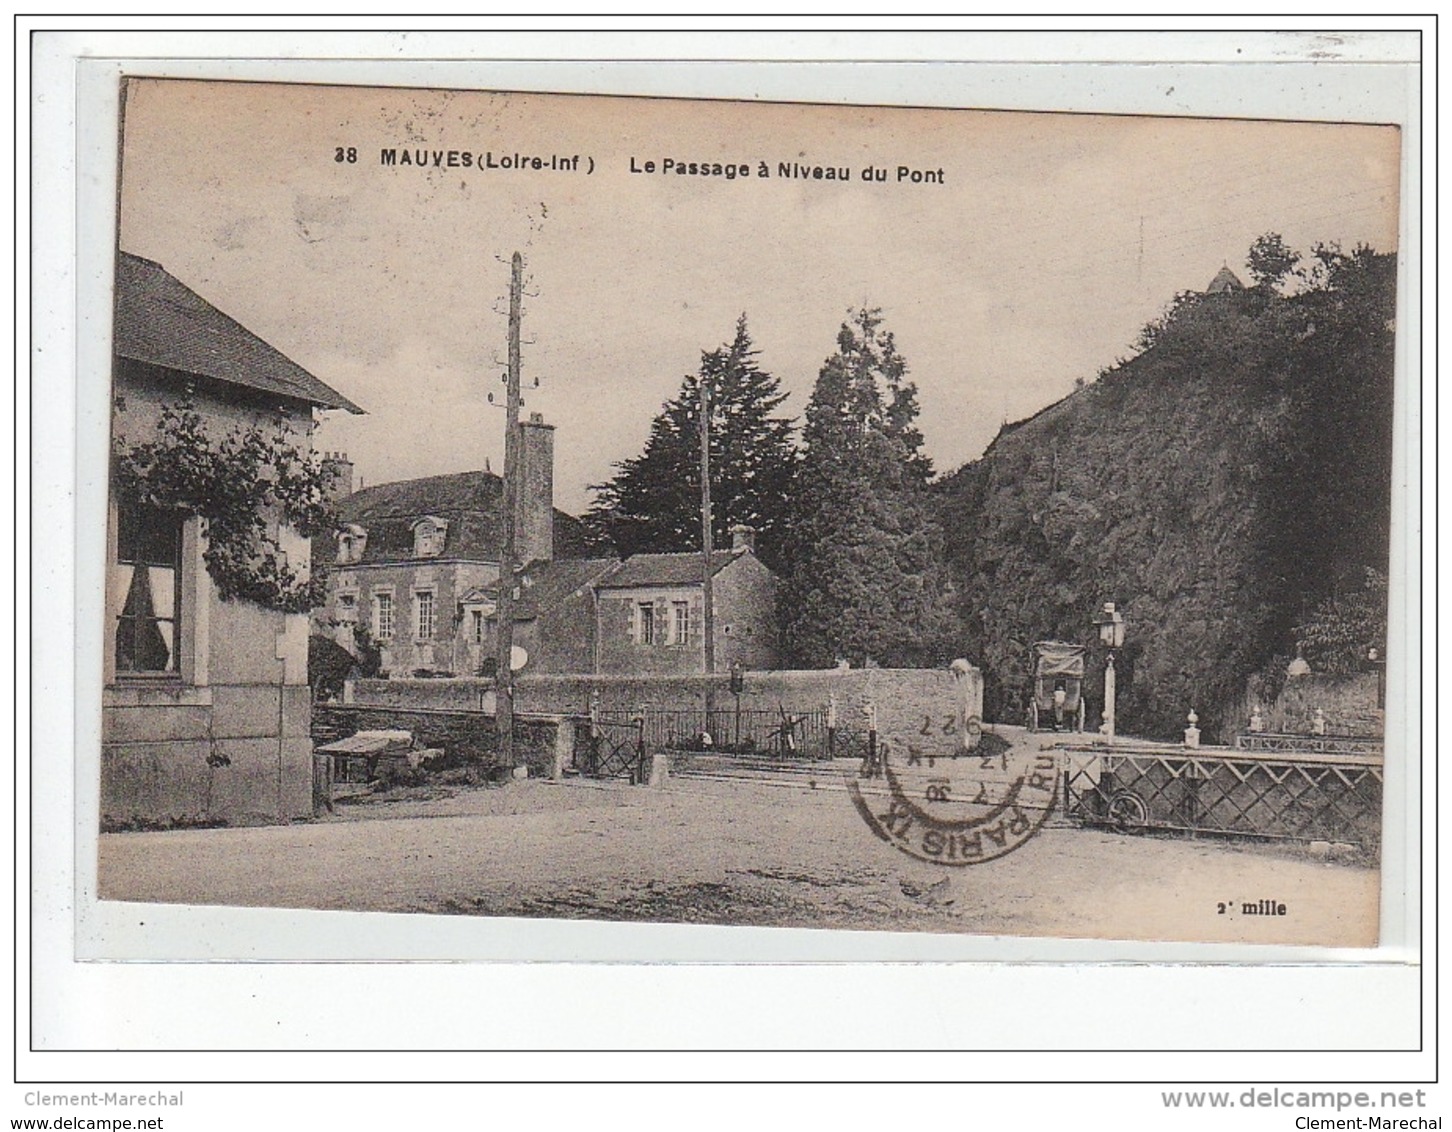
[517,558,622,614]
[471,557,623,619]
[596,548,749,589]
[1206,265,1246,294]
[321,469,603,566]
[114,251,363,413]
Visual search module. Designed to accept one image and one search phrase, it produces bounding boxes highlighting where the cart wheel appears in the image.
[1107,791,1149,831]
[1076,701,1086,732]
[1028,703,1039,732]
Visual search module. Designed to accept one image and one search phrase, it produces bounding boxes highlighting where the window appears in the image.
[336,524,367,565]
[672,601,690,646]
[374,592,394,640]
[415,591,436,640]
[636,602,657,645]
[412,516,448,558]
[471,609,484,643]
[114,504,184,675]
[336,592,358,623]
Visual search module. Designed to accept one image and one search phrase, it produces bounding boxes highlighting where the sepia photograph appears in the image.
[91,74,1404,952]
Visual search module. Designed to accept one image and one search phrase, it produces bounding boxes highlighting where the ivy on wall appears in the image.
[111,399,336,613]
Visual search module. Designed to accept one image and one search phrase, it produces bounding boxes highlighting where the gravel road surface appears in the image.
[98,764,1378,946]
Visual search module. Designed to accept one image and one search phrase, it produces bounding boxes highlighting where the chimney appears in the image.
[516,413,555,564]
[320,451,354,502]
[730,523,756,553]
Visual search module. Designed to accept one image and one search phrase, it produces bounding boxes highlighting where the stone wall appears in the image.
[312,704,575,778]
[348,663,986,761]
[1232,671,1385,739]
[1274,672,1384,737]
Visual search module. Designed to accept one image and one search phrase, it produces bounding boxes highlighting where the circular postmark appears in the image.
[847,716,1059,867]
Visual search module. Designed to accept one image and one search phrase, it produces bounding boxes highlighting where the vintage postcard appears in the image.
[89,74,1407,956]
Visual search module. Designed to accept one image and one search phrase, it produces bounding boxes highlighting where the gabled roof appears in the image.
[114,251,363,413]
[1206,265,1246,294]
[596,548,752,589]
[518,558,622,614]
[320,469,603,566]
[472,557,623,619]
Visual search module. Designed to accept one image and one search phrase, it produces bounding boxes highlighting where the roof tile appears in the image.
[115,251,363,413]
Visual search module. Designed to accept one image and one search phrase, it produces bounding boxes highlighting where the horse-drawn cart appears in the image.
[1027,640,1088,732]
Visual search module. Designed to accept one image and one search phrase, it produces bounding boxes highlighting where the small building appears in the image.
[467,529,780,676]
[592,527,780,675]
[103,252,362,827]
[1206,264,1246,294]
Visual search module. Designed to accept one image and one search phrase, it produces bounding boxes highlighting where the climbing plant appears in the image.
[1293,567,1389,675]
[111,399,336,613]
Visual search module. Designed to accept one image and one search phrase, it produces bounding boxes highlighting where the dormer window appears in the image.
[412,516,449,559]
[336,523,368,565]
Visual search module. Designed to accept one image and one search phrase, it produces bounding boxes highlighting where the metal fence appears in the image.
[597,707,832,760]
[1063,743,1383,851]
[1235,732,1385,757]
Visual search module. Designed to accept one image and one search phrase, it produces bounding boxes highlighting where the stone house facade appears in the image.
[592,533,780,676]
[103,252,362,827]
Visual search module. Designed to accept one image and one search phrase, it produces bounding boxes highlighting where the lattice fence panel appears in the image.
[1064,745,1382,850]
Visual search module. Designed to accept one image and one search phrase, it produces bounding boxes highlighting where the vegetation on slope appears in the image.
[938,240,1395,740]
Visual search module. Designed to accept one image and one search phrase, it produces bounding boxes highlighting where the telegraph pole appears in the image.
[700,374,715,676]
[496,252,523,776]
[699,373,716,741]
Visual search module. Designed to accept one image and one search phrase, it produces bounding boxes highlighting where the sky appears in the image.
[117,78,1401,514]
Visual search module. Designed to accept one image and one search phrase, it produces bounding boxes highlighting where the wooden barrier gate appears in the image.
[576,716,647,782]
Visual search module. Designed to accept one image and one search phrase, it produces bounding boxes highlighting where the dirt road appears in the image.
[98,768,1378,947]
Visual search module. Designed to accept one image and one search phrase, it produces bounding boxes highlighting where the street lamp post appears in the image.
[1095,602,1126,742]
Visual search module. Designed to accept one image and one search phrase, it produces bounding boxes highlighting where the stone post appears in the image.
[551,717,572,781]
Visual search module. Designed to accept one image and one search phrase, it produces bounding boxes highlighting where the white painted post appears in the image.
[1103,653,1117,742]
[1183,709,1200,749]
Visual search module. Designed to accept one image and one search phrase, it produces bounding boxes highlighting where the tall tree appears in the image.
[778,307,956,667]
[587,316,798,570]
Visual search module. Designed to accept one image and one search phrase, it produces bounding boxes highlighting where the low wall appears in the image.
[1275,672,1384,737]
[1235,671,1384,740]
[347,664,985,761]
[312,704,575,779]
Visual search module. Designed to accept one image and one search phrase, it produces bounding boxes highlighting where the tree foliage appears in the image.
[1247,231,1302,290]
[586,316,798,570]
[112,399,336,613]
[778,307,956,667]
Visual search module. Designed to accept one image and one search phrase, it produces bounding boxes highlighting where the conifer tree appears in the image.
[779,307,956,667]
[587,317,798,570]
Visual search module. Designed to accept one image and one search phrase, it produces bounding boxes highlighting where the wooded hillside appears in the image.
[937,244,1395,740]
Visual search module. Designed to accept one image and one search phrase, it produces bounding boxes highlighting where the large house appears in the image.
[103,252,362,827]
[320,421,780,676]
[317,414,604,676]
